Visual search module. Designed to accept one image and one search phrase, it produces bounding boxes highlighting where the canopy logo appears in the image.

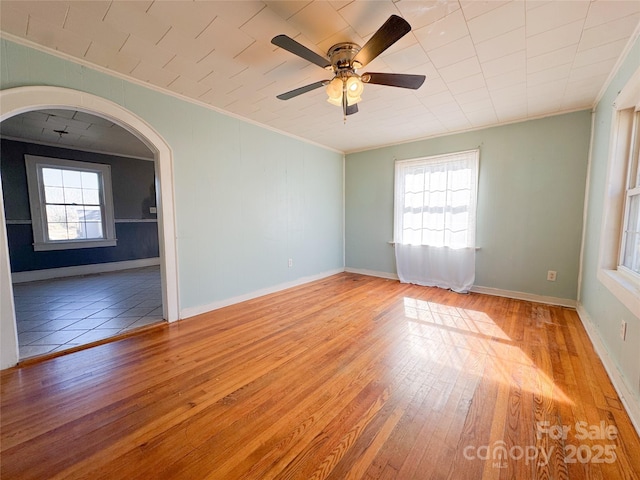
[464,421,618,469]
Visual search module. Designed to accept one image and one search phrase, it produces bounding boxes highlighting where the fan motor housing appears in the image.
[327,42,362,72]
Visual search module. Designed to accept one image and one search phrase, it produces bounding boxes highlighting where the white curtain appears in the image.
[394,150,479,293]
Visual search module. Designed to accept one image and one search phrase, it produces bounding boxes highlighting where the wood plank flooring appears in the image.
[1,273,639,479]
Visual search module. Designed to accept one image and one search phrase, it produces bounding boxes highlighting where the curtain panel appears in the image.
[394,150,479,293]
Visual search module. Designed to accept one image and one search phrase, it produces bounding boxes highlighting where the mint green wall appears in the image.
[580,37,640,407]
[0,39,344,311]
[346,110,591,301]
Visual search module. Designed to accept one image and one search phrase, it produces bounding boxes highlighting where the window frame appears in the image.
[393,149,479,249]
[24,155,117,251]
[597,64,640,318]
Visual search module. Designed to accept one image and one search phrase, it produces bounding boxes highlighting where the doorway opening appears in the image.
[0,86,179,368]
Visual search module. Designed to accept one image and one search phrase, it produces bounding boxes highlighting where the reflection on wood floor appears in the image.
[2,273,639,479]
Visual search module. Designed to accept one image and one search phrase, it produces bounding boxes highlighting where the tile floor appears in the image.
[13,266,163,359]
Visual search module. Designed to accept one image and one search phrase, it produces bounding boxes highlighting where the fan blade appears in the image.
[271,35,330,69]
[346,104,358,116]
[276,80,326,100]
[362,72,426,89]
[353,15,411,68]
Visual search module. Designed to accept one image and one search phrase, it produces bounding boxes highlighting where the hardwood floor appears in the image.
[1,273,639,479]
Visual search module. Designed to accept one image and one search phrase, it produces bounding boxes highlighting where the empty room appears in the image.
[1,1,639,479]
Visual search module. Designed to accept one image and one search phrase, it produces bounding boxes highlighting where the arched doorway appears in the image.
[0,86,179,368]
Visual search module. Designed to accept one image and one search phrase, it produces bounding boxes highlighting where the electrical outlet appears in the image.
[288,258,293,268]
[620,320,627,341]
[547,270,557,281]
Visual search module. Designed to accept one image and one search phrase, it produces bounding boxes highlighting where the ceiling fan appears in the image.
[271,15,426,122]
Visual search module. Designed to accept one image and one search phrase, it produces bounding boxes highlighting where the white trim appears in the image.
[0,134,154,161]
[0,86,180,369]
[345,267,399,281]
[345,268,577,307]
[11,258,160,284]
[576,304,640,437]
[0,33,342,156]
[597,269,640,319]
[469,285,576,308]
[180,268,344,319]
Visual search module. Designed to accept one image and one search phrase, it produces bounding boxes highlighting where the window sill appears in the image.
[33,239,117,251]
[597,268,640,319]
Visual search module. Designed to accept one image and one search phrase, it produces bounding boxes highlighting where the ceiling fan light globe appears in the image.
[325,77,343,101]
[327,96,342,107]
[346,76,364,97]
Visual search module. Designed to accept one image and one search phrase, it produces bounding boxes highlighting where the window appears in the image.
[25,155,116,251]
[394,149,479,249]
[598,64,640,318]
[620,110,640,277]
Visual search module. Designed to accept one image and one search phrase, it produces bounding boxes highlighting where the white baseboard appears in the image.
[470,285,577,308]
[344,268,576,308]
[11,257,161,283]
[180,268,344,319]
[344,267,399,281]
[576,304,640,437]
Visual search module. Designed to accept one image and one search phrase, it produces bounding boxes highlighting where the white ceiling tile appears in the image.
[336,0,399,38]
[264,1,312,21]
[26,16,91,58]
[103,2,170,45]
[525,20,583,58]
[146,1,217,38]
[527,64,571,87]
[162,55,215,84]
[578,13,640,52]
[3,0,70,27]
[414,10,469,52]
[167,76,211,99]
[426,35,475,69]
[130,62,179,88]
[525,1,590,37]
[459,0,510,20]
[467,1,524,44]
[584,0,640,29]
[481,51,526,78]
[202,1,266,29]
[157,28,219,64]
[240,5,301,41]
[0,4,28,36]
[573,39,628,68]
[527,45,577,74]
[420,90,456,108]
[569,59,616,82]
[84,42,139,75]
[119,34,173,68]
[447,72,486,95]
[288,2,348,43]
[485,69,526,90]
[382,42,430,71]
[395,0,460,30]
[438,56,481,83]
[1,0,638,153]
[197,17,256,58]
[63,5,128,51]
[455,87,491,106]
[475,27,525,63]
[465,109,499,127]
